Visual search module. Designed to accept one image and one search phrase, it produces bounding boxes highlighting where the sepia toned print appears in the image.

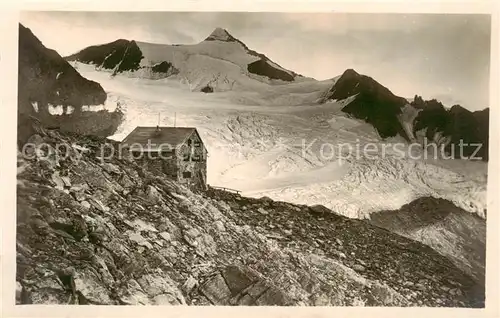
[15,12,489,307]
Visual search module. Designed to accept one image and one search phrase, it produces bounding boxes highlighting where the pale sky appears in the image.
[20,12,491,111]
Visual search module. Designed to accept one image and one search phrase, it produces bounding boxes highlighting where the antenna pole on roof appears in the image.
[174,112,176,127]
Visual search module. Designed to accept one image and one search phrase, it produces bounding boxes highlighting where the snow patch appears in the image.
[206,28,234,41]
[80,96,119,113]
[82,105,106,112]
[48,104,64,115]
[397,104,421,141]
[31,101,39,113]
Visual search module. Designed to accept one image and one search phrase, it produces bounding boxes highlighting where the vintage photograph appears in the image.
[15,11,490,307]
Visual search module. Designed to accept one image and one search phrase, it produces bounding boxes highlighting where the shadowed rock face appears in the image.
[18,24,121,145]
[411,97,489,160]
[323,70,489,161]
[65,39,144,73]
[326,69,410,139]
[18,24,107,111]
[247,59,295,82]
[65,40,179,79]
[201,85,214,93]
[447,105,488,160]
[412,98,449,137]
[151,61,175,74]
[472,108,489,161]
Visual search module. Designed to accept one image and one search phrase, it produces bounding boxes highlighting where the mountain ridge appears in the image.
[64,27,303,88]
[323,69,410,139]
[63,27,487,107]
[61,25,489,161]
[17,23,123,145]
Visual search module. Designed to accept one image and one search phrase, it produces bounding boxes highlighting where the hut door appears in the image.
[197,170,207,190]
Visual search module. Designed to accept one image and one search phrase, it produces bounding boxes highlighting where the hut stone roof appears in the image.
[121,126,199,151]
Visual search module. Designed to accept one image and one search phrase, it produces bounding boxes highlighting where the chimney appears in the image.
[154,125,161,136]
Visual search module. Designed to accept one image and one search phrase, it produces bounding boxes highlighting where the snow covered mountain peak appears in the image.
[65,27,306,91]
[204,27,237,42]
[341,68,360,78]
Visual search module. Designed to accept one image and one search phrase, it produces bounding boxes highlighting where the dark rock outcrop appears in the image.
[247,59,295,82]
[151,61,175,74]
[17,23,122,145]
[323,70,489,161]
[65,39,179,78]
[411,97,489,160]
[472,108,490,160]
[325,69,409,139]
[18,24,107,111]
[411,98,449,135]
[199,265,292,305]
[65,39,143,73]
[201,85,214,93]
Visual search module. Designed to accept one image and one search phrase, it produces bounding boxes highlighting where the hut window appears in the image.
[183,171,192,178]
[192,153,201,161]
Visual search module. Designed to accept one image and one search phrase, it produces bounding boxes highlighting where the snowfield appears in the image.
[75,62,488,219]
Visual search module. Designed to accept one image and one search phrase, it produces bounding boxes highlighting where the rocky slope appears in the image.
[16,125,484,307]
[18,23,123,145]
[369,197,486,285]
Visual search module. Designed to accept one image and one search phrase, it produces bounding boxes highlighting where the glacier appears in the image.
[72,60,487,220]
